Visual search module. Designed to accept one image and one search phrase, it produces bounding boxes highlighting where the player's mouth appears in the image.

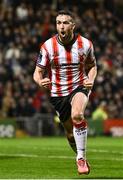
[61,31,66,37]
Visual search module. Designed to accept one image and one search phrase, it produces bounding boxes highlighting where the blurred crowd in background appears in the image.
[0,0,123,121]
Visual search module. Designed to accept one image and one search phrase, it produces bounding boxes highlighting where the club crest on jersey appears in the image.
[78,48,86,61]
[78,48,84,56]
[53,52,59,57]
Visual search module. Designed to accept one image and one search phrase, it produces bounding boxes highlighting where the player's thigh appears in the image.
[71,92,89,118]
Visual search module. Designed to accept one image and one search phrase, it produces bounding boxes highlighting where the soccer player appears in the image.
[33,10,97,175]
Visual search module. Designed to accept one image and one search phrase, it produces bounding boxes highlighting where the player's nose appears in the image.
[60,23,64,29]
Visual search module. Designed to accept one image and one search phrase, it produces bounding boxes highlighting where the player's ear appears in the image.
[72,23,75,31]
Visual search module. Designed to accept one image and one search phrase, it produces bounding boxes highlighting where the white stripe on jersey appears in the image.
[37,34,94,97]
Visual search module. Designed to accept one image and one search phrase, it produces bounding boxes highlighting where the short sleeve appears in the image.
[84,42,96,74]
[86,42,96,66]
[36,45,50,68]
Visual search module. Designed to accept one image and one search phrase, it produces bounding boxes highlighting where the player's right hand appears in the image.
[39,78,51,89]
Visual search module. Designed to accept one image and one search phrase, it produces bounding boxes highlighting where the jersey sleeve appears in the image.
[36,45,50,68]
[85,41,96,73]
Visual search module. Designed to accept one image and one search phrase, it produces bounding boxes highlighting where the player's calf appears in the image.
[66,133,77,153]
[72,116,89,174]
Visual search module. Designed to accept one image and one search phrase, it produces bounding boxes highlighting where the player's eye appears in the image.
[56,21,61,25]
[63,21,70,25]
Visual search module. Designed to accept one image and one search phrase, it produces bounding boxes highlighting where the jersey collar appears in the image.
[56,33,78,46]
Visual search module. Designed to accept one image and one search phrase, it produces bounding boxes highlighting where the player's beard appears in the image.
[59,31,73,45]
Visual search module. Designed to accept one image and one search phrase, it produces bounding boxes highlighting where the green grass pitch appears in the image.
[0,136,123,179]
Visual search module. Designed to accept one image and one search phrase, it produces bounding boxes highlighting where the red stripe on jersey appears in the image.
[77,35,84,85]
[65,46,73,94]
[52,36,62,95]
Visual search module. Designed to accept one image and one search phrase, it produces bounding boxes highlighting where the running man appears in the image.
[33,10,97,175]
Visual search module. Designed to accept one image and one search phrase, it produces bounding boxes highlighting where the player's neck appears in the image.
[58,33,74,45]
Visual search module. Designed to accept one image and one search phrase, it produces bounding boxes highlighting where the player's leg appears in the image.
[50,96,76,153]
[62,118,76,153]
[71,92,90,174]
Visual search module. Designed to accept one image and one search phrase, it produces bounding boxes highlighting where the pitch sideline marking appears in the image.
[0,148,123,160]
[0,152,123,161]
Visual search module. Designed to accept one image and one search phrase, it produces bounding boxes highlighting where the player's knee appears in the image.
[72,113,87,128]
[72,113,84,122]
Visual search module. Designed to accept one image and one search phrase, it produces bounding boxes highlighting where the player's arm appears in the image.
[84,64,97,88]
[83,43,97,89]
[33,66,51,89]
[33,45,51,89]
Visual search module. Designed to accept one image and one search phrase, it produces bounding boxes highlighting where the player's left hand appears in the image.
[83,78,94,89]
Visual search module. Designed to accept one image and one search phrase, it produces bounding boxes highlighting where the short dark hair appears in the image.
[56,10,74,19]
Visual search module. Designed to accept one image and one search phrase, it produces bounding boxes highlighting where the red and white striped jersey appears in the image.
[36,34,96,97]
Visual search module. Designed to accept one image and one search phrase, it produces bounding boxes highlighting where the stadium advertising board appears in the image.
[0,118,16,138]
[104,119,123,137]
